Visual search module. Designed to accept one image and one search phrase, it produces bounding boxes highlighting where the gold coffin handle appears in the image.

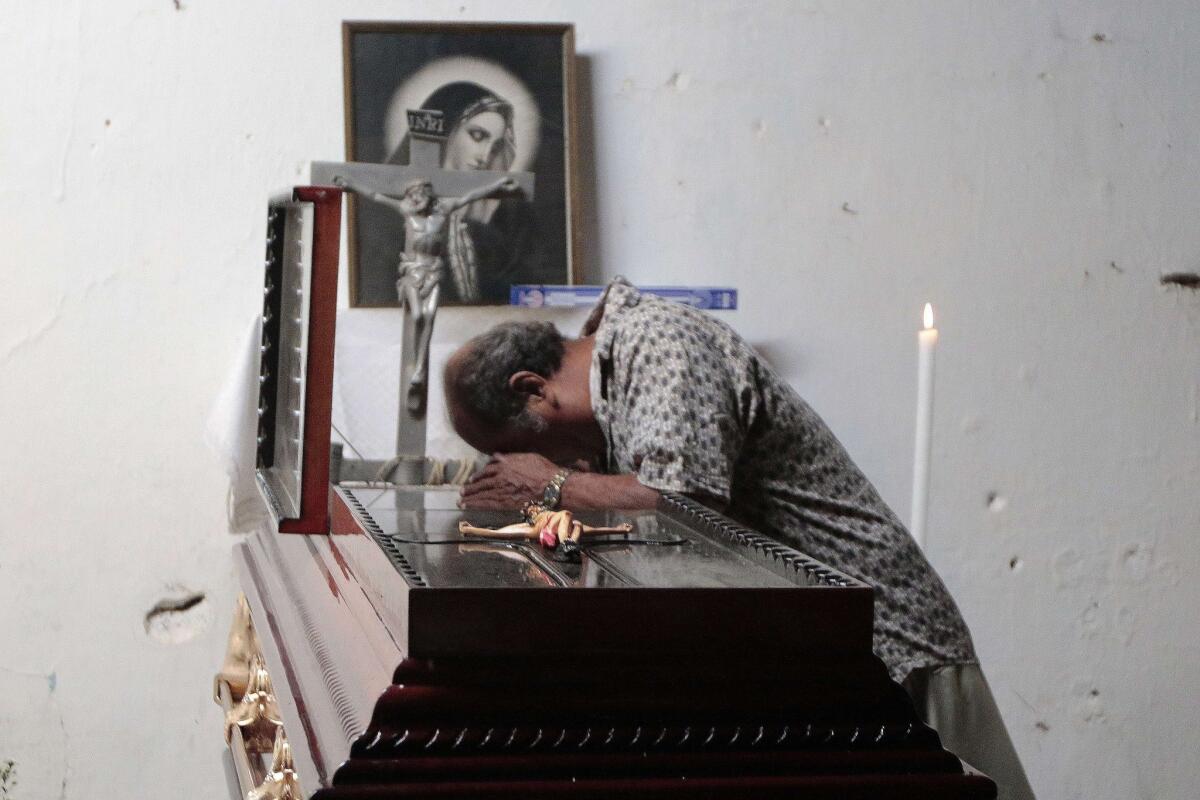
[215,593,265,703]
[217,681,303,800]
[247,728,304,800]
[225,654,284,753]
[216,679,260,796]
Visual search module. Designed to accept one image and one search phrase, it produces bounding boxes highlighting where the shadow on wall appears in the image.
[750,339,806,379]
[572,55,603,285]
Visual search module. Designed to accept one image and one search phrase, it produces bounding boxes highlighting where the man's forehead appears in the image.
[448,398,520,453]
[474,418,530,453]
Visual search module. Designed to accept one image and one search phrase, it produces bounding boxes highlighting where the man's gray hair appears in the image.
[447,321,566,431]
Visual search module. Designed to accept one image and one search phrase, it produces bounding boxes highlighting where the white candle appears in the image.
[910,303,938,549]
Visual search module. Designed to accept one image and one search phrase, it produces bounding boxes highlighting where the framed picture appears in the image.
[342,21,578,307]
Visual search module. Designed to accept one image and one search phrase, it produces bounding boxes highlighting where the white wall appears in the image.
[1,1,1197,798]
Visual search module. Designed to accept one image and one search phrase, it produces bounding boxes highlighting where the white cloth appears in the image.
[202,311,410,532]
[903,663,1037,800]
[329,311,404,461]
[203,316,270,533]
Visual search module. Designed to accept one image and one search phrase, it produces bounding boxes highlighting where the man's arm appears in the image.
[563,472,659,509]
[565,472,728,514]
[442,176,521,213]
[333,175,408,215]
[370,193,409,214]
[458,452,725,512]
[459,452,658,510]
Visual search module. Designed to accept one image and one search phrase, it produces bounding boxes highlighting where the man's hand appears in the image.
[460,452,559,510]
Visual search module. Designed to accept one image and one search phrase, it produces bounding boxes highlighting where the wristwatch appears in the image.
[540,468,573,511]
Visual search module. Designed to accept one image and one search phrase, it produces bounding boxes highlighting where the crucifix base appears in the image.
[331,451,478,488]
[397,305,428,461]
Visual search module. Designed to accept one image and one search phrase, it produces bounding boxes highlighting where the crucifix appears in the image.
[311,108,534,483]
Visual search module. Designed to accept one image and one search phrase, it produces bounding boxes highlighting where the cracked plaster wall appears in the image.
[0,1,1197,798]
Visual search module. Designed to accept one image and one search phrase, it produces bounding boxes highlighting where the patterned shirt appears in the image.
[583,279,977,681]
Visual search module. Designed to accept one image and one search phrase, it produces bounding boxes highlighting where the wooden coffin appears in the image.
[216,487,996,799]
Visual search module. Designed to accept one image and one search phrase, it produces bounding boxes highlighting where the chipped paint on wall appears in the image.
[0,2,1197,799]
[144,589,212,645]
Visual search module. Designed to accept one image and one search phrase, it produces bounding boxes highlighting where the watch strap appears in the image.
[540,468,573,510]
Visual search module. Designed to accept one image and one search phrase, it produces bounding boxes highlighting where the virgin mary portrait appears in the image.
[386,81,539,304]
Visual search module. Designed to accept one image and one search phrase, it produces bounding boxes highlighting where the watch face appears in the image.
[542,469,569,508]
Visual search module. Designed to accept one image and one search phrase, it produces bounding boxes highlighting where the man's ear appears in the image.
[509,371,552,406]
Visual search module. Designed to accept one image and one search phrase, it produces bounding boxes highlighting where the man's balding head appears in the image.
[444,321,567,453]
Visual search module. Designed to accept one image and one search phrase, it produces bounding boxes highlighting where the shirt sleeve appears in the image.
[609,308,758,504]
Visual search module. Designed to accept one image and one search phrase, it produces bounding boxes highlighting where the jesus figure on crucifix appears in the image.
[333,173,521,409]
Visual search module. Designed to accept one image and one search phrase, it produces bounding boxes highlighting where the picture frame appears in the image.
[342,21,579,307]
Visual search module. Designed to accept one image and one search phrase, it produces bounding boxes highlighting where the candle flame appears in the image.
[923,303,935,330]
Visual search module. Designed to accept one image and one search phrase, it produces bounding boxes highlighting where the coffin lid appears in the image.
[255,186,343,534]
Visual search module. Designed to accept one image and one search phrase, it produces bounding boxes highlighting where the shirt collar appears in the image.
[581,276,641,361]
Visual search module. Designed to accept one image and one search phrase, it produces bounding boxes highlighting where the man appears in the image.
[444,278,1035,800]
